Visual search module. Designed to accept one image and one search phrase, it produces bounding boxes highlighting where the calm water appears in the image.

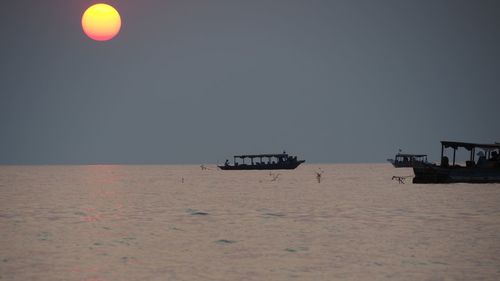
[1,164,499,281]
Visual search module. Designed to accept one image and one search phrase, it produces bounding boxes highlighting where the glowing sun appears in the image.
[82,3,121,41]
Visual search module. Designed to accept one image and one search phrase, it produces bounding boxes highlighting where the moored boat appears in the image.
[413,141,500,183]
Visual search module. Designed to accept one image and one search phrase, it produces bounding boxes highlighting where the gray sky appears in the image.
[1,0,499,164]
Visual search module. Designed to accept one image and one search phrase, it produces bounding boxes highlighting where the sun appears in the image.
[82,3,121,41]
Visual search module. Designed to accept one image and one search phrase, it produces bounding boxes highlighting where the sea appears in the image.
[1,164,499,281]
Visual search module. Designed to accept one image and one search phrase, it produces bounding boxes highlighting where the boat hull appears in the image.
[413,165,500,183]
[218,160,305,170]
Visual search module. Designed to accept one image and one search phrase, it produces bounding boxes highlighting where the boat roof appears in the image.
[396,153,427,157]
[234,153,289,158]
[441,141,500,150]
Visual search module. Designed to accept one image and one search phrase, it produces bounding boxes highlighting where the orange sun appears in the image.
[82,3,121,41]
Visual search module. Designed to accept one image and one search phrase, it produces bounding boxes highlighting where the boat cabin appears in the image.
[388,153,428,168]
[229,152,297,166]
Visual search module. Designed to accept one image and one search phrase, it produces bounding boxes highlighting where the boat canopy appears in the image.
[440,141,500,166]
[441,141,500,151]
[233,153,289,159]
[395,153,427,157]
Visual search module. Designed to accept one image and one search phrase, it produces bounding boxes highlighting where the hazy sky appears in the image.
[1,0,499,164]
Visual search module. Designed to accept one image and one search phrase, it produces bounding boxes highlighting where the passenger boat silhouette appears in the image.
[413,141,500,183]
[219,151,305,170]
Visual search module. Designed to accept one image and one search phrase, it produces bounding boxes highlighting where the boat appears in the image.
[387,153,428,168]
[413,141,500,183]
[218,151,305,170]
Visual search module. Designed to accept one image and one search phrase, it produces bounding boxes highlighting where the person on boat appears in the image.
[477,151,487,167]
[224,159,230,166]
[490,151,499,161]
[492,151,500,167]
[441,156,449,167]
